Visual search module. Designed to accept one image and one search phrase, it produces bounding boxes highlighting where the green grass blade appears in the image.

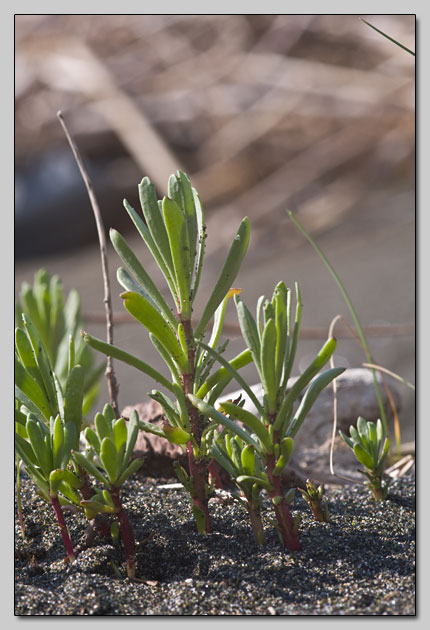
[360,18,415,55]
[287,210,388,436]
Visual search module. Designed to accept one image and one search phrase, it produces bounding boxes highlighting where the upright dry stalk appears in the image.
[57,111,119,416]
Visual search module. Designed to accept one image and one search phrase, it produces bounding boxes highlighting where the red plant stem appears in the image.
[17,503,26,540]
[309,500,327,522]
[265,453,301,551]
[110,487,136,578]
[208,459,225,490]
[180,316,211,534]
[50,495,76,562]
[78,466,111,539]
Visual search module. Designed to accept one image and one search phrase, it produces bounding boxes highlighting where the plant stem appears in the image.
[16,455,26,540]
[247,502,266,546]
[110,487,137,578]
[50,495,76,563]
[57,111,119,417]
[208,459,225,490]
[266,453,301,551]
[181,316,211,533]
[78,466,111,538]
[307,497,329,523]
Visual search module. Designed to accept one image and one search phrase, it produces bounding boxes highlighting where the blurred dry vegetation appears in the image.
[15,15,415,437]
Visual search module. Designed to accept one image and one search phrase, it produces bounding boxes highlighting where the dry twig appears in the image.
[57,110,119,416]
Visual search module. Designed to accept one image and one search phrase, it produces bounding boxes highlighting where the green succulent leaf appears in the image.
[260,318,278,414]
[100,437,119,484]
[196,342,263,416]
[123,410,140,468]
[235,296,261,371]
[162,196,192,318]
[162,422,191,445]
[62,423,77,469]
[116,457,144,487]
[236,474,271,490]
[52,415,65,469]
[80,500,119,516]
[240,444,256,475]
[84,426,101,453]
[14,355,51,420]
[82,331,176,393]
[111,229,177,329]
[286,367,345,438]
[15,432,38,469]
[26,415,52,477]
[63,365,84,440]
[339,430,354,449]
[138,177,175,282]
[195,217,250,339]
[188,395,260,449]
[210,443,238,479]
[15,327,46,394]
[353,443,375,470]
[95,412,112,442]
[113,418,128,453]
[22,314,58,416]
[196,347,253,400]
[177,171,198,265]
[123,198,178,300]
[190,188,206,301]
[72,450,107,486]
[274,336,339,432]
[280,283,302,390]
[49,469,65,497]
[120,291,190,373]
[219,402,270,453]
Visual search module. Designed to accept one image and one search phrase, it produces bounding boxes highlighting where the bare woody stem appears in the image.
[110,487,136,578]
[57,110,119,417]
[50,495,76,562]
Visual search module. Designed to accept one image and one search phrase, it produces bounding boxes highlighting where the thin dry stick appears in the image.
[362,363,415,390]
[57,110,119,417]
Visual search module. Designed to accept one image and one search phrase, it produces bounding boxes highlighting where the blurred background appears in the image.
[15,15,415,441]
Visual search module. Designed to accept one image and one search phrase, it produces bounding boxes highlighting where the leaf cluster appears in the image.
[340,417,391,499]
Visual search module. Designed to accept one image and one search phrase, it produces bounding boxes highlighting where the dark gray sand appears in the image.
[15,473,415,616]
